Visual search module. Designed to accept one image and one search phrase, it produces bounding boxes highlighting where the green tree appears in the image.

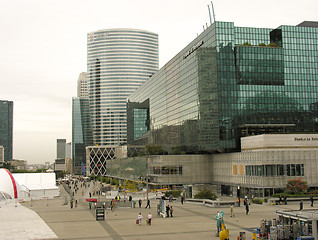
[286,178,309,193]
[194,189,217,200]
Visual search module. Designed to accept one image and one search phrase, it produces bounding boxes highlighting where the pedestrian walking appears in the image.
[230,204,234,217]
[138,199,142,208]
[237,197,241,207]
[75,199,78,208]
[170,206,173,217]
[129,195,132,202]
[245,202,249,215]
[137,213,143,226]
[145,198,151,209]
[147,212,152,225]
[111,199,114,211]
[243,196,248,206]
[299,200,304,210]
[310,196,314,207]
[181,196,184,205]
[166,205,170,218]
[214,211,224,237]
[284,195,287,205]
[70,199,73,209]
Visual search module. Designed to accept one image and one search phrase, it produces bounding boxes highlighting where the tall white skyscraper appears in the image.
[87,28,158,145]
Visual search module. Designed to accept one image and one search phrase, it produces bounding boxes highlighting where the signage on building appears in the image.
[294,137,318,141]
[88,33,110,42]
[183,40,204,59]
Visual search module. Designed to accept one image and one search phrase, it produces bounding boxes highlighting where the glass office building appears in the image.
[87,28,158,146]
[128,21,318,153]
[0,100,13,162]
[72,97,93,174]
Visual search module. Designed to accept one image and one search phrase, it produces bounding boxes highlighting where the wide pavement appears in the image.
[22,183,307,240]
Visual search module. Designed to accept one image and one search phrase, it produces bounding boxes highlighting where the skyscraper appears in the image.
[0,100,13,162]
[77,72,88,98]
[72,73,93,174]
[87,28,158,146]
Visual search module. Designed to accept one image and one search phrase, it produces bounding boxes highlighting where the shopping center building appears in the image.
[125,20,318,196]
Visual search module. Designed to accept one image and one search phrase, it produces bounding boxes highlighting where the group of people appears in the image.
[137,212,152,226]
[137,198,151,208]
[165,204,173,217]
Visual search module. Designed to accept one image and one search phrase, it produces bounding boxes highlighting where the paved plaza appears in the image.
[17,183,311,240]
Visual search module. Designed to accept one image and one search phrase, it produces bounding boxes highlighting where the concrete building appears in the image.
[77,72,88,98]
[0,100,13,162]
[10,159,27,170]
[87,28,158,146]
[54,158,72,173]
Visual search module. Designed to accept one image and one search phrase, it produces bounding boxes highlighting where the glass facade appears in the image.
[128,21,318,153]
[87,29,158,146]
[72,97,93,174]
[0,100,13,162]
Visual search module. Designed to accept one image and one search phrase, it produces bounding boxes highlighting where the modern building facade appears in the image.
[127,21,318,154]
[0,100,13,162]
[56,139,66,159]
[87,28,158,146]
[72,97,94,174]
[72,73,94,175]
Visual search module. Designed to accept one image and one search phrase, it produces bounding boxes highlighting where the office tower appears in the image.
[72,72,94,174]
[87,28,158,146]
[77,72,88,98]
[0,100,13,162]
[56,139,66,158]
[128,21,318,153]
[72,96,93,174]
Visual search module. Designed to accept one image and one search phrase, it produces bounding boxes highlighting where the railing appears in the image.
[186,198,235,208]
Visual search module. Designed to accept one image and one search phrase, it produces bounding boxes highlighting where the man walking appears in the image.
[145,198,151,209]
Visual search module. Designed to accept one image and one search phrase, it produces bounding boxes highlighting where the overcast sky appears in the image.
[0,0,317,165]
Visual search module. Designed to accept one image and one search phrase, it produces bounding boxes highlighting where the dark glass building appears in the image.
[72,97,93,174]
[0,100,13,162]
[127,21,318,153]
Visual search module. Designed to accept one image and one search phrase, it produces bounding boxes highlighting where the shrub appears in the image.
[252,198,263,204]
[194,189,217,200]
[165,190,182,198]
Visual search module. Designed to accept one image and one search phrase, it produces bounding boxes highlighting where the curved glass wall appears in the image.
[87,29,158,145]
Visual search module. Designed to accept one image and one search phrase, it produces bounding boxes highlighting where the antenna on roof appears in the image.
[211,1,216,22]
[208,1,216,25]
[207,4,212,25]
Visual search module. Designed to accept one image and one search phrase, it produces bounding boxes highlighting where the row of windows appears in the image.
[89,31,158,39]
[152,166,183,175]
[245,164,304,176]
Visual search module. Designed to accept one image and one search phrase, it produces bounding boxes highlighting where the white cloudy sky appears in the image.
[0,0,317,164]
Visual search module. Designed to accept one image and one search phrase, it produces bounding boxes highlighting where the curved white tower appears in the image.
[87,28,158,145]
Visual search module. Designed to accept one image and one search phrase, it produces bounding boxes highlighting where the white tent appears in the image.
[13,173,60,201]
